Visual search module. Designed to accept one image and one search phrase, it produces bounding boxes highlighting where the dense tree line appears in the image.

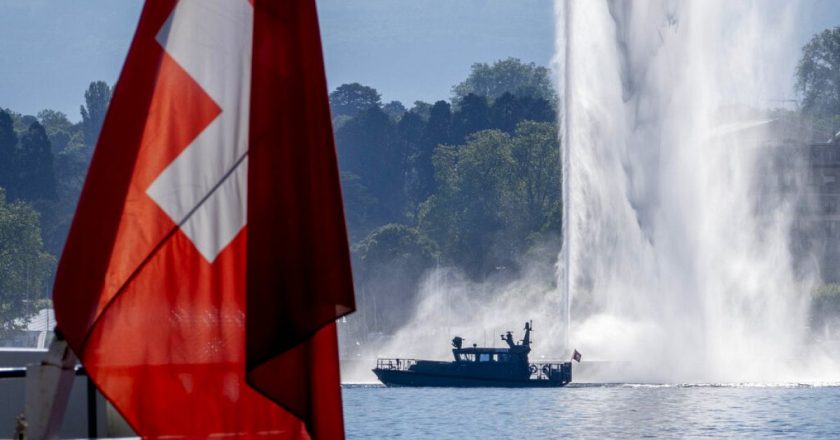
[333,59,562,336]
[0,81,111,327]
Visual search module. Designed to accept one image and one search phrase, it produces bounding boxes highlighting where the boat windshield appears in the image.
[458,353,475,362]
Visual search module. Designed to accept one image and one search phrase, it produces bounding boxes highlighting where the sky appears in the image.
[0,1,838,121]
[0,0,555,121]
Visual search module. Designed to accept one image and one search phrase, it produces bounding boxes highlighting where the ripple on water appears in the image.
[343,385,840,439]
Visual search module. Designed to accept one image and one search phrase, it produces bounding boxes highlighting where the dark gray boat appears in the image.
[372,322,572,387]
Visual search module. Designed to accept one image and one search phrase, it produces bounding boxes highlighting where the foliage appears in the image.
[352,224,438,332]
[510,121,562,237]
[411,101,452,202]
[80,81,112,147]
[12,122,57,201]
[490,92,556,133]
[0,110,18,192]
[452,57,557,105]
[0,188,55,334]
[451,94,491,143]
[341,171,378,242]
[419,130,515,276]
[329,82,382,118]
[354,223,439,281]
[382,100,407,121]
[38,109,81,153]
[417,122,561,277]
[328,71,563,284]
[409,101,432,121]
[335,106,408,231]
[795,27,840,119]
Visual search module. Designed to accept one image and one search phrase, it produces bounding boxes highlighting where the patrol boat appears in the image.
[372,322,572,387]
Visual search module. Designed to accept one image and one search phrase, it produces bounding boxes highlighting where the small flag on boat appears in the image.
[572,349,582,362]
[52,0,355,438]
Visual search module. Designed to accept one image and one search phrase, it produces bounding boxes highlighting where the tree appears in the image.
[409,101,433,120]
[13,121,56,201]
[352,224,438,333]
[451,93,491,143]
[329,83,382,118]
[38,109,77,153]
[37,141,91,256]
[0,110,18,191]
[452,58,556,105]
[383,100,407,121]
[509,121,562,239]
[340,171,378,241]
[412,101,452,201]
[0,188,56,334]
[796,27,840,119]
[397,111,427,210]
[418,130,515,277]
[334,106,407,226]
[417,122,562,278]
[80,81,112,147]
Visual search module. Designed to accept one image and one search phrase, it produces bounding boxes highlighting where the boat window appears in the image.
[497,353,509,362]
[479,353,491,362]
[459,353,475,362]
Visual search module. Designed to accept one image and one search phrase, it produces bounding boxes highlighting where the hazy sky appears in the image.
[0,0,554,120]
[0,1,838,121]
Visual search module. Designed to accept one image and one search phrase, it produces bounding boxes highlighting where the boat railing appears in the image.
[529,361,572,381]
[376,358,417,371]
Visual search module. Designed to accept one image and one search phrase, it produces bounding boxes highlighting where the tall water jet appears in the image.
[557,0,834,382]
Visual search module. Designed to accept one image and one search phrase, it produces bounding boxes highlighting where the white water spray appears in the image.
[557,0,839,382]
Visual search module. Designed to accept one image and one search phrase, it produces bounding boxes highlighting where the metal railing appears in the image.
[375,358,416,371]
[529,361,571,381]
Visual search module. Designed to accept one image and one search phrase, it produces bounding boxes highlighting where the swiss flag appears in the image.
[52,1,355,439]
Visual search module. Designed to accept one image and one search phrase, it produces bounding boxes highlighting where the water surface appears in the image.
[343,384,840,438]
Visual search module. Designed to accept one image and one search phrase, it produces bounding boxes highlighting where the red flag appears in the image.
[52,0,354,438]
[572,349,582,363]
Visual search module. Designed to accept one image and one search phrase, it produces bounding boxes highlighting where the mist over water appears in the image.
[557,0,839,382]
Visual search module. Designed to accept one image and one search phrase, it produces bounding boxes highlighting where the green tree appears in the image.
[397,111,427,210]
[409,101,433,120]
[418,122,562,278]
[329,83,382,118]
[341,171,378,241]
[412,101,452,201]
[0,188,56,334]
[509,121,562,239]
[452,58,556,105]
[80,81,112,147]
[37,141,90,256]
[0,110,18,192]
[335,106,407,226]
[383,100,407,121]
[419,130,515,276]
[451,93,491,143]
[796,27,840,119]
[13,122,56,201]
[352,224,438,332]
[37,109,78,153]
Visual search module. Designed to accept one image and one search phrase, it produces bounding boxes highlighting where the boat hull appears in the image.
[372,368,571,388]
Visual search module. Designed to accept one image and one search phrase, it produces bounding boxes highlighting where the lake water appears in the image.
[343,384,840,438]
